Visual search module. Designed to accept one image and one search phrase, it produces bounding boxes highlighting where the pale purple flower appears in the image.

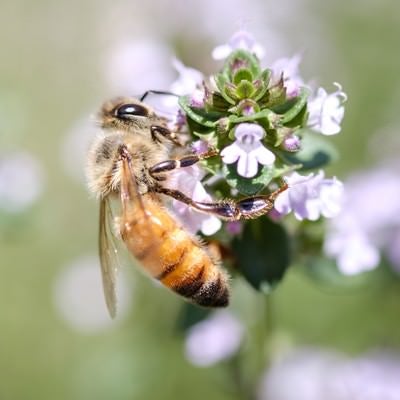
[53,255,132,333]
[323,165,400,275]
[169,165,221,236]
[226,221,243,235]
[191,140,209,155]
[324,220,380,275]
[62,115,97,183]
[184,311,244,367]
[274,171,344,221]
[170,58,203,96]
[221,123,275,178]
[212,29,265,60]
[282,134,301,152]
[104,39,174,95]
[271,54,304,98]
[0,151,44,213]
[259,347,400,400]
[190,88,205,108]
[153,58,204,128]
[308,83,347,135]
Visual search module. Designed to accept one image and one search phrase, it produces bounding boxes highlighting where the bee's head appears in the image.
[98,97,154,131]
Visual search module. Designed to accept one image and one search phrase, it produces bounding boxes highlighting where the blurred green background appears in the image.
[1,0,400,399]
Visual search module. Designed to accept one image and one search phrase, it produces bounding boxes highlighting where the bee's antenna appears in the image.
[140,90,179,102]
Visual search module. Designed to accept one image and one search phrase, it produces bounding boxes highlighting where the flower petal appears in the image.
[201,216,222,236]
[221,143,242,164]
[237,153,259,178]
[274,190,292,215]
[252,146,276,166]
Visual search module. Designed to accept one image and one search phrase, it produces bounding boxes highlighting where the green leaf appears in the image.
[223,164,275,195]
[200,155,222,175]
[236,80,256,99]
[224,49,261,78]
[186,117,215,136]
[214,74,236,105]
[232,218,291,291]
[206,92,231,113]
[233,68,254,85]
[179,96,221,128]
[279,87,310,124]
[228,108,275,125]
[279,129,339,170]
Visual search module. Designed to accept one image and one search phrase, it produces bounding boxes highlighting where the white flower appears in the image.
[221,123,275,178]
[53,255,132,333]
[185,311,244,367]
[152,58,204,129]
[274,171,344,221]
[0,151,44,213]
[323,165,400,275]
[170,165,222,236]
[212,29,265,60]
[170,58,203,96]
[258,347,400,400]
[270,54,304,98]
[324,219,380,275]
[308,82,347,135]
[104,39,174,95]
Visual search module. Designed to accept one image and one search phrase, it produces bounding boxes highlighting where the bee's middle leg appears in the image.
[149,148,218,177]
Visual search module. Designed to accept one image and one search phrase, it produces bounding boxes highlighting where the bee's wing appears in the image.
[99,196,120,318]
[119,153,162,273]
[119,152,147,217]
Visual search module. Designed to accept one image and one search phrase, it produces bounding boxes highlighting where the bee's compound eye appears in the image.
[115,103,148,119]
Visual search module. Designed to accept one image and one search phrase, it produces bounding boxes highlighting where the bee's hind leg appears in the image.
[155,182,288,221]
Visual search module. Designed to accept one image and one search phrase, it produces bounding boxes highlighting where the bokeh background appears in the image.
[1,0,400,399]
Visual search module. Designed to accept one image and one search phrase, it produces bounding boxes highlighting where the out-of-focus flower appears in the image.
[212,29,265,60]
[258,347,400,400]
[258,347,342,400]
[184,311,244,367]
[170,165,221,236]
[324,221,380,275]
[324,165,400,275]
[0,151,44,213]
[271,54,304,98]
[53,255,132,334]
[104,39,174,95]
[221,123,275,178]
[153,58,204,129]
[226,221,243,235]
[170,58,203,96]
[61,116,97,184]
[308,83,347,135]
[275,171,343,221]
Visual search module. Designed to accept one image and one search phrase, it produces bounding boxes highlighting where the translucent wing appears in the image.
[98,196,120,318]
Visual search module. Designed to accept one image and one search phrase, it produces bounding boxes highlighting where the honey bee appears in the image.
[86,96,287,317]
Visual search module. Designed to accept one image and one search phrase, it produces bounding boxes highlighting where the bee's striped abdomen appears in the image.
[121,196,229,307]
[158,238,229,307]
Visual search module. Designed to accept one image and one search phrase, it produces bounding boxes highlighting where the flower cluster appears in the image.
[168,30,345,236]
[152,29,349,290]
